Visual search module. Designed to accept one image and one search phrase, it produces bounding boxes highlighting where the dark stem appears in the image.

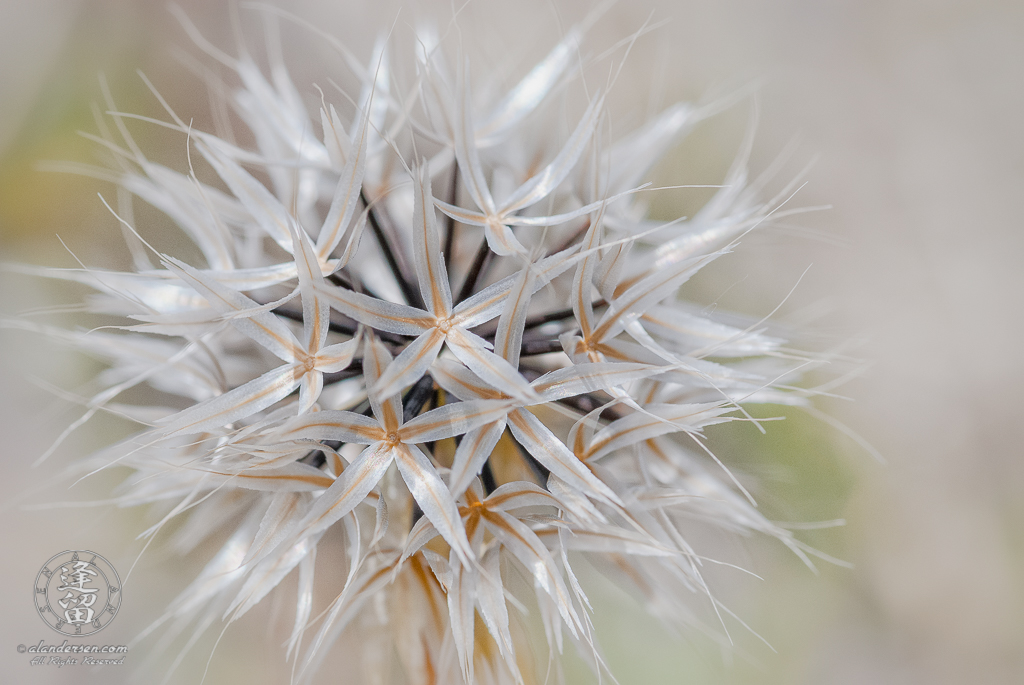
[555,393,606,415]
[406,376,438,526]
[300,439,340,469]
[519,339,565,356]
[455,236,492,304]
[520,306,577,332]
[411,500,424,525]
[520,300,605,333]
[480,459,498,494]
[402,373,436,422]
[326,270,354,290]
[475,301,605,342]
[327,271,385,302]
[361,188,423,309]
[321,361,363,386]
[443,162,459,267]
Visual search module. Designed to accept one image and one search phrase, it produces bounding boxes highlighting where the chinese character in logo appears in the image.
[56,561,99,624]
[34,551,121,636]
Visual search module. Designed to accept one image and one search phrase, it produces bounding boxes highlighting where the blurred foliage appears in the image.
[0,1,197,260]
[717,403,854,529]
[559,404,854,685]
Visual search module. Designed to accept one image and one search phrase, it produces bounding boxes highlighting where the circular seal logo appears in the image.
[34,551,121,636]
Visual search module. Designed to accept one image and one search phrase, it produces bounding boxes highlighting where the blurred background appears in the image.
[1,0,1021,683]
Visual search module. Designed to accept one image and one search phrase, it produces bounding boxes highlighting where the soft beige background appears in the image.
[1,1,1021,683]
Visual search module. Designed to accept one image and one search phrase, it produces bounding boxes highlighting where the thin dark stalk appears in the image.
[476,301,605,342]
[521,300,606,333]
[300,439,339,469]
[326,272,385,302]
[406,375,437,526]
[480,459,498,494]
[519,339,565,356]
[443,162,459,267]
[402,373,435,422]
[361,188,422,309]
[321,362,363,385]
[555,393,605,415]
[520,306,576,332]
[326,271,354,289]
[455,237,492,304]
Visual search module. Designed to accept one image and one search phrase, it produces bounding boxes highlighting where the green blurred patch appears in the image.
[646,105,750,224]
[709,403,854,538]
[560,403,856,685]
[0,3,153,249]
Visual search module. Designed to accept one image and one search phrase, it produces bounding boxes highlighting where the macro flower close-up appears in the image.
[2,1,1022,685]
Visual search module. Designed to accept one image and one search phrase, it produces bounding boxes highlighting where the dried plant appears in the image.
[9,6,840,684]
